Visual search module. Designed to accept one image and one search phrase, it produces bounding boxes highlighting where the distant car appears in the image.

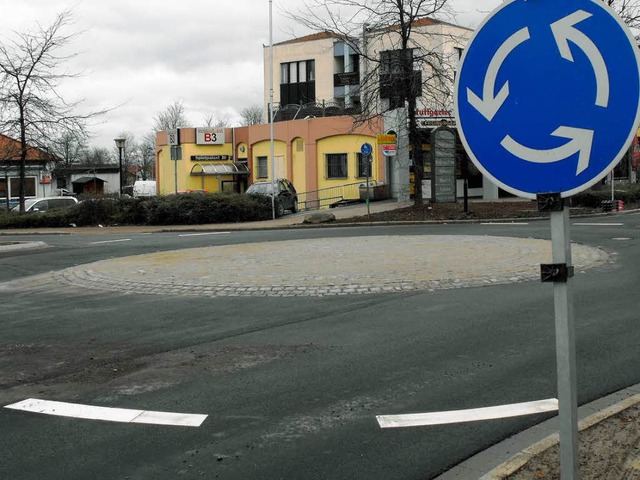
[133,180,157,197]
[11,196,79,213]
[246,179,299,215]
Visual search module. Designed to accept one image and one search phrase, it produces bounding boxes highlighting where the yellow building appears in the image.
[155,115,388,208]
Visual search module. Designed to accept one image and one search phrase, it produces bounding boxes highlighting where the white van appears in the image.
[133,180,156,198]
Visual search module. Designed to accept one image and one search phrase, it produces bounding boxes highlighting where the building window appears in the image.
[280,60,315,84]
[356,153,371,178]
[9,177,36,197]
[326,153,348,179]
[280,64,289,84]
[257,156,268,178]
[280,60,316,105]
[289,62,298,83]
[307,60,315,81]
[379,49,422,109]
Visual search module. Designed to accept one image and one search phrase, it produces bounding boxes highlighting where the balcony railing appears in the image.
[334,71,360,87]
[271,101,361,122]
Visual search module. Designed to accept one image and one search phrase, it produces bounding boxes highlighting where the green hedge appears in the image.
[0,193,278,229]
[571,183,640,208]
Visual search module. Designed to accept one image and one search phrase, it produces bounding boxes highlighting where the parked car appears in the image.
[246,179,299,215]
[11,196,79,213]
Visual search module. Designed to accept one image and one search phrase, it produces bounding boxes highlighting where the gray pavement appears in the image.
[1,199,639,478]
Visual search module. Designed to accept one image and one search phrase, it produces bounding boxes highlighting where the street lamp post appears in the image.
[114,138,126,196]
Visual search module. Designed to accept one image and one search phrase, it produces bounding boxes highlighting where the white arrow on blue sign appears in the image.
[455,0,640,198]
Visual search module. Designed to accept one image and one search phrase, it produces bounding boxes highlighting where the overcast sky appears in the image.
[0,0,502,151]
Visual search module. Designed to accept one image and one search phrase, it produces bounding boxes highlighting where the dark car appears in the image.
[246,179,299,216]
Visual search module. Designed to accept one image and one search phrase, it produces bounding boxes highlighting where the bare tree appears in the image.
[153,100,190,132]
[285,0,461,205]
[0,10,103,212]
[240,105,264,126]
[50,131,88,167]
[81,146,113,166]
[605,0,640,34]
[203,113,230,128]
[139,132,157,180]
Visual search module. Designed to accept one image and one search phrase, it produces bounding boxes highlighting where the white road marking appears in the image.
[178,232,230,237]
[4,398,207,427]
[573,222,623,226]
[376,398,558,428]
[88,238,132,245]
[480,222,529,225]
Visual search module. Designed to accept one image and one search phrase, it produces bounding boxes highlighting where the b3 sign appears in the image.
[196,127,225,145]
[455,0,640,198]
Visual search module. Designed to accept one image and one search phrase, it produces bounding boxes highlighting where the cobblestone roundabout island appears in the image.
[48,235,610,297]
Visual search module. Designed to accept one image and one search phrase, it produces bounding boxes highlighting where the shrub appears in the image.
[71,197,118,226]
[571,182,640,208]
[0,192,277,229]
[0,207,73,228]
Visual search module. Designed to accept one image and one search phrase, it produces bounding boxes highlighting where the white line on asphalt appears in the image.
[178,232,230,237]
[480,222,529,225]
[4,398,208,427]
[88,238,132,245]
[573,222,624,226]
[376,398,558,428]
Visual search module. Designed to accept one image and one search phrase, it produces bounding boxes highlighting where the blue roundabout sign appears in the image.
[455,0,640,198]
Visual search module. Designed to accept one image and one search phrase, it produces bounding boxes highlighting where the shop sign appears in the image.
[191,155,231,161]
[417,117,456,128]
[377,134,397,145]
[415,107,456,128]
[633,136,640,168]
[382,144,397,156]
[196,127,225,145]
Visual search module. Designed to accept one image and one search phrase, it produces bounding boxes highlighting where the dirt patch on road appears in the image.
[0,339,322,406]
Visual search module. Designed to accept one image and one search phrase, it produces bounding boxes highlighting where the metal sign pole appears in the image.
[366,154,371,218]
[553,206,579,479]
[174,153,178,194]
[543,195,579,479]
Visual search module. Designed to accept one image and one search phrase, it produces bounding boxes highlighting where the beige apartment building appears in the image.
[263,18,471,119]
[262,18,499,201]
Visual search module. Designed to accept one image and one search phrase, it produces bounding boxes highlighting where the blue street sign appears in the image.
[361,142,373,156]
[455,0,640,198]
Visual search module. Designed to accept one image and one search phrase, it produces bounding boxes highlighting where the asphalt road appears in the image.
[1,217,639,479]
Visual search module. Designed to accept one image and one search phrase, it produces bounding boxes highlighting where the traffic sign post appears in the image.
[456,0,640,199]
[455,1,640,478]
[361,143,373,217]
